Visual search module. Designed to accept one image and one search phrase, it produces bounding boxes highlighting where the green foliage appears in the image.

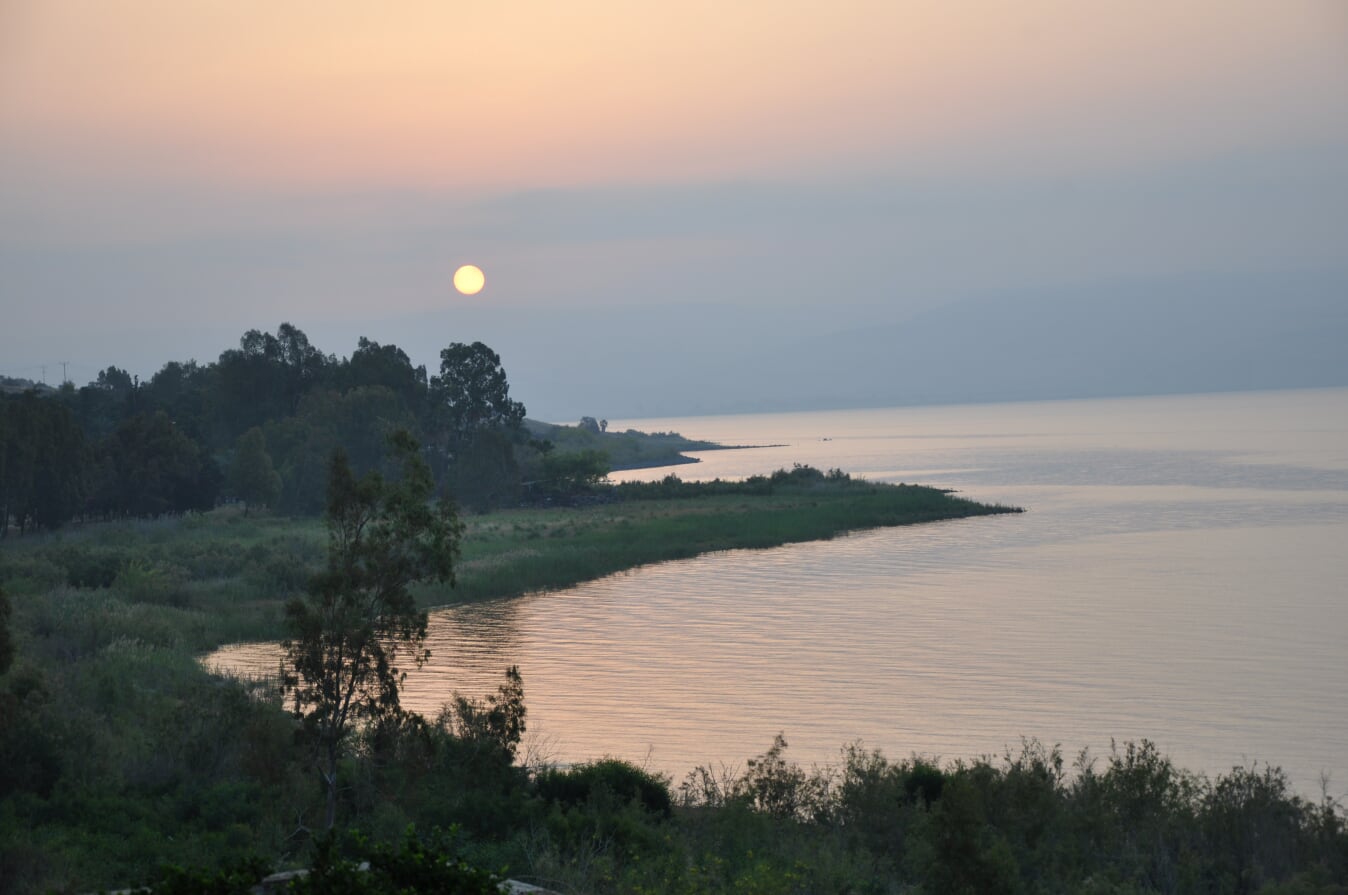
[282,431,463,829]
[114,558,191,606]
[431,341,526,440]
[1200,763,1307,893]
[59,545,125,588]
[734,733,833,821]
[266,386,423,516]
[536,759,673,818]
[1,325,535,526]
[340,337,429,415]
[447,428,521,513]
[2,480,1343,894]
[0,391,88,532]
[538,448,610,496]
[140,856,272,895]
[288,828,501,895]
[227,427,281,513]
[133,828,500,895]
[89,411,220,519]
[215,323,332,438]
[438,665,527,761]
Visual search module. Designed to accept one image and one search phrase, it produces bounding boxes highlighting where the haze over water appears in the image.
[211,387,1348,796]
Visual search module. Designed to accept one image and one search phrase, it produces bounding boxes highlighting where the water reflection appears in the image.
[207,389,1348,796]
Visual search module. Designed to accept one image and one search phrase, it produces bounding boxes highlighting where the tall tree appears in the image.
[89,412,218,519]
[281,430,462,829]
[342,337,429,417]
[227,427,281,514]
[143,360,215,445]
[216,323,332,438]
[0,393,88,533]
[430,342,526,441]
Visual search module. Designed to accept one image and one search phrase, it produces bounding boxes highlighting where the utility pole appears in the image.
[40,364,47,385]
[60,361,69,384]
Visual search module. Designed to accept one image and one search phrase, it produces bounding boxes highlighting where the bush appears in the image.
[115,559,191,606]
[535,759,673,818]
[289,828,501,895]
[59,547,124,588]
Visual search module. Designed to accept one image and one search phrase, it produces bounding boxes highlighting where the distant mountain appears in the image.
[654,269,1348,416]
[381,269,1347,421]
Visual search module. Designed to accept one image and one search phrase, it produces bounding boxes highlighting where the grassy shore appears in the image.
[450,479,1016,606]
[1,475,1018,652]
[0,474,1020,891]
[3,477,1345,894]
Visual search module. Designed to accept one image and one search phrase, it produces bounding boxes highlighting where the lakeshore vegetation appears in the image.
[2,471,1345,893]
[1,329,1345,893]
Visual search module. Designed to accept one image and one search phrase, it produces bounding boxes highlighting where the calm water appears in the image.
[209,388,1348,795]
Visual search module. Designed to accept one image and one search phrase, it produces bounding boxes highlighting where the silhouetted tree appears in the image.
[282,431,462,829]
[216,323,332,438]
[540,449,609,496]
[266,386,421,515]
[90,412,219,518]
[341,337,429,418]
[448,428,521,513]
[228,427,281,514]
[0,393,88,533]
[143,360,215,444]
[430,342,525,441]
[59,366,138,440]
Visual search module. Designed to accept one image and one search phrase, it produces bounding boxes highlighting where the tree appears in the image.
[448,428,522,513]
[0,393,88,533]
[281,430,462,830]
[143,360,215,444]
[216,323,332,437]
[441,665,527,761]
[227,427,281,514]
[88,411,219,519]
[0,587,12,676]
[540,449,610,496]
[430,342,526,441]
[341,337,429,417]
[265,386,421,515]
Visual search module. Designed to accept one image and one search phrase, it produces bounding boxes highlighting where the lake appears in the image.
[209,387,1348,796]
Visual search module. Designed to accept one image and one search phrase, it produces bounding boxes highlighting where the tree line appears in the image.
[0,324,544,533]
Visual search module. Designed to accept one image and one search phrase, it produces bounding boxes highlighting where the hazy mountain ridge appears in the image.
[519,270,1348,419]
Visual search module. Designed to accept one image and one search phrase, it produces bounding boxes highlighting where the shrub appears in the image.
[59,547,124,588]
[535,759,673,818]
[115,559,191,606]
[289,828,501,895]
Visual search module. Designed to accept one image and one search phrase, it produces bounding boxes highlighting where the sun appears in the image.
[453,264,485,295]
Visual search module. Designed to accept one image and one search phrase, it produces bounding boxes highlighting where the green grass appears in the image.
[4,479,1346,894]
[2,478,1017,650]
[447,482,1016,605]
[0,477,1021,893]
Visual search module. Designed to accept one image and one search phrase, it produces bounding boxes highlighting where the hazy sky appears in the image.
[3,1,1346,418]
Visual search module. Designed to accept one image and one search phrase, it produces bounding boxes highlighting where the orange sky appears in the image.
[1,1,1345,413]
[4,1,1344,190]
